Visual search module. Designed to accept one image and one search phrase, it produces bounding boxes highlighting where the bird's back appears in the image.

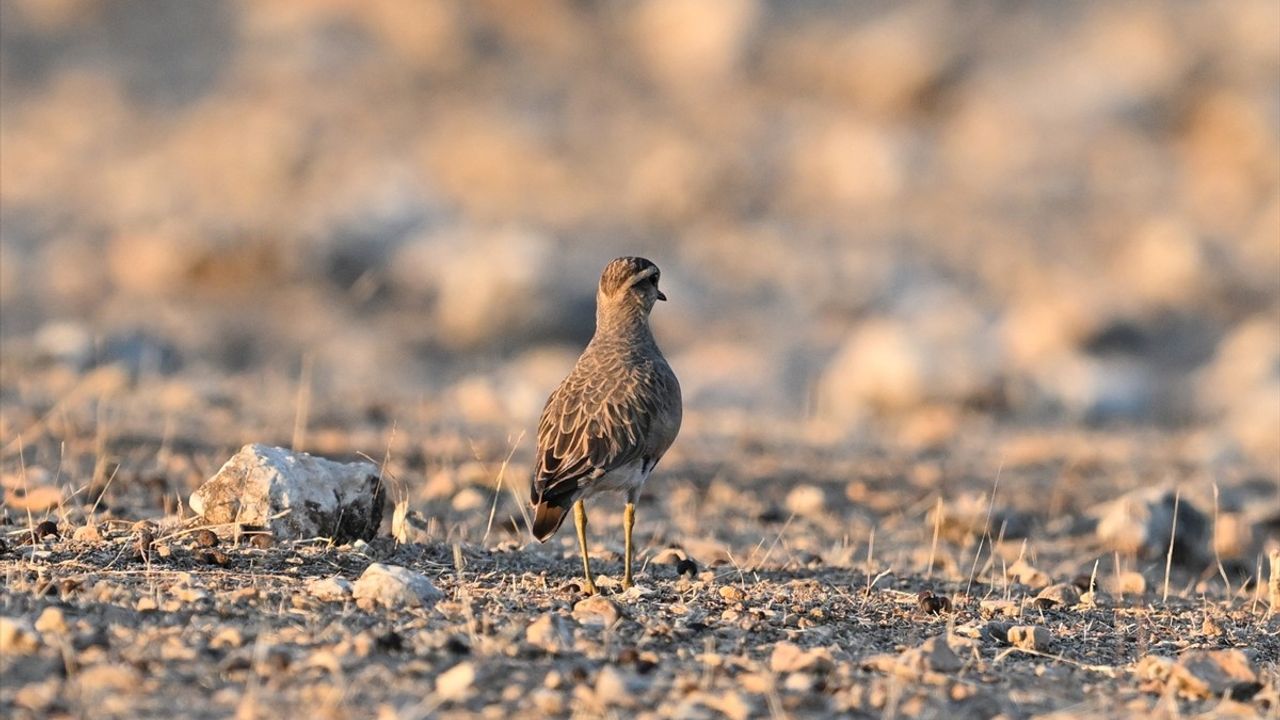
[530,332,681,540]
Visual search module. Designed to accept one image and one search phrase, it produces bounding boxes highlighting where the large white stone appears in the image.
[189,444,384,543]
[352,563,444,609]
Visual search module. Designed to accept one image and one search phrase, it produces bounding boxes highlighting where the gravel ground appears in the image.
[2,402,1276,720]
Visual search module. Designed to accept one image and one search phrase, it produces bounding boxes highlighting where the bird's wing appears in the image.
[531,356,676,504]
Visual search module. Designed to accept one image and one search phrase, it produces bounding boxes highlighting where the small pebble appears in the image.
[719,585,745,602]
[202,549,231,567]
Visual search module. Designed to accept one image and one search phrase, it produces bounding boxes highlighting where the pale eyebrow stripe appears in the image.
[627,266,658,285]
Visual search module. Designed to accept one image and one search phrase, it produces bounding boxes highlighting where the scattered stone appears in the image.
[33,607,68,635]
[435,661,476,701]
[1006,625,1051,651]
[353,564,443,610]
[306,576,354,602]
[194,529,219,548]
[866,634,978,682]
[136,597,158,612]
[531,688,565,715]
[719,585,745,602]
[526,613,574,653]
[392,501,431,544]
[189,444,384,543]
[594,665,636,708]
[1007,558,1051,588]
[451,487,487,512]
[7,485,62,512]
[928,492,1033,542]
[770,642,833,673]
[979,599,1020,618]
[210,627,244,649]
[1107,571,1147,596]
[572,596,622,627]
[72,524,102,543]
[784,484,826,516]
[1032,583,1080,609]
[0,617,41,654]
[201,549,231,567]
[1093,487,1208,562]
[1139,650,1261,701]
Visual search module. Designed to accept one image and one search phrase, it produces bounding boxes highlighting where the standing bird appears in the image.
[530,257,682,594]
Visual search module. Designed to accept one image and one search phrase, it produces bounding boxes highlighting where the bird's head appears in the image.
[597,256,667,315]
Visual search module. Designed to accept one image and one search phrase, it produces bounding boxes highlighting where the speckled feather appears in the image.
[530,257,681,540]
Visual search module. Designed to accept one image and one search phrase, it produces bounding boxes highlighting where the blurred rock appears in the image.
[0,617,40,655]
[628,0,759,94]
[306,576,354,603]
[770,642,833,673]
[1033,583,1081,610]
[526,613,574,654]
[817,287,1000,424]
[1198,317,1280,468]
[1093,487,1209,563]
[573,596,621,627]
[189,444,384,544]
[865,634,977,681]
[1006,625,1051,652]
[1139,650,1261,701]
[435,661,475,701]
[784,484,826,517]
[352,563,443,610]
[390,227,589,350]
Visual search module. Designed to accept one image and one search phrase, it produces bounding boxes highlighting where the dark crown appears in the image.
[598,257,659,296]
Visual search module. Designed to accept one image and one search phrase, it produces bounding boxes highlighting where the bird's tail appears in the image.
[531,498,572,542]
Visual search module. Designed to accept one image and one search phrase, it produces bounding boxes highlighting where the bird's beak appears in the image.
[656,290,668,301]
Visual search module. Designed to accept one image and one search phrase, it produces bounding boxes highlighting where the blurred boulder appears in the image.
[817,287,999,424]
[628,0,759,94]
[189,444,384,543]
[389,227,591,349]
[1197,317,1280,468]
[352,563,443,610]
[1093,487,1209,563]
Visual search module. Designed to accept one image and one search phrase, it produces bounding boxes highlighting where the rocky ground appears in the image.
[1,384,1277,719]
[2,2,1279,718]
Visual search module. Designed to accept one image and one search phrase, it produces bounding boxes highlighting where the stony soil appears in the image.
[2,399,1277,720]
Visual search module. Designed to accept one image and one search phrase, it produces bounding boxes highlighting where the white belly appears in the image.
[580,458,648,498]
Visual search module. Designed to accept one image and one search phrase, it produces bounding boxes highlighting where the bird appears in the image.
[530,256,682,594]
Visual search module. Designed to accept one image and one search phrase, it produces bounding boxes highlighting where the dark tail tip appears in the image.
[531,501,570,542]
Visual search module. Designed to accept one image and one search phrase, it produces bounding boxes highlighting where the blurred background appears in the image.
[1,0,1277,475]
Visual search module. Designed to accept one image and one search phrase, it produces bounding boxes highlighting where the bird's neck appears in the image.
[594,302,653,344]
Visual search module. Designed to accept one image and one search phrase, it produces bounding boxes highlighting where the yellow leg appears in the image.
[574,500,597,594]
[623,502,636,589]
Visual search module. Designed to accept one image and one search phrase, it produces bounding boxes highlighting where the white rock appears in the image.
[784,485,826,517]
[307,575,354,602]
[352,563,443,609]
[526,613,574,653]
[189,444,384,543]
[0,617,40,655]
[1093,486,1208,562]
[594,665,636,708]
[435,661,476,700]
